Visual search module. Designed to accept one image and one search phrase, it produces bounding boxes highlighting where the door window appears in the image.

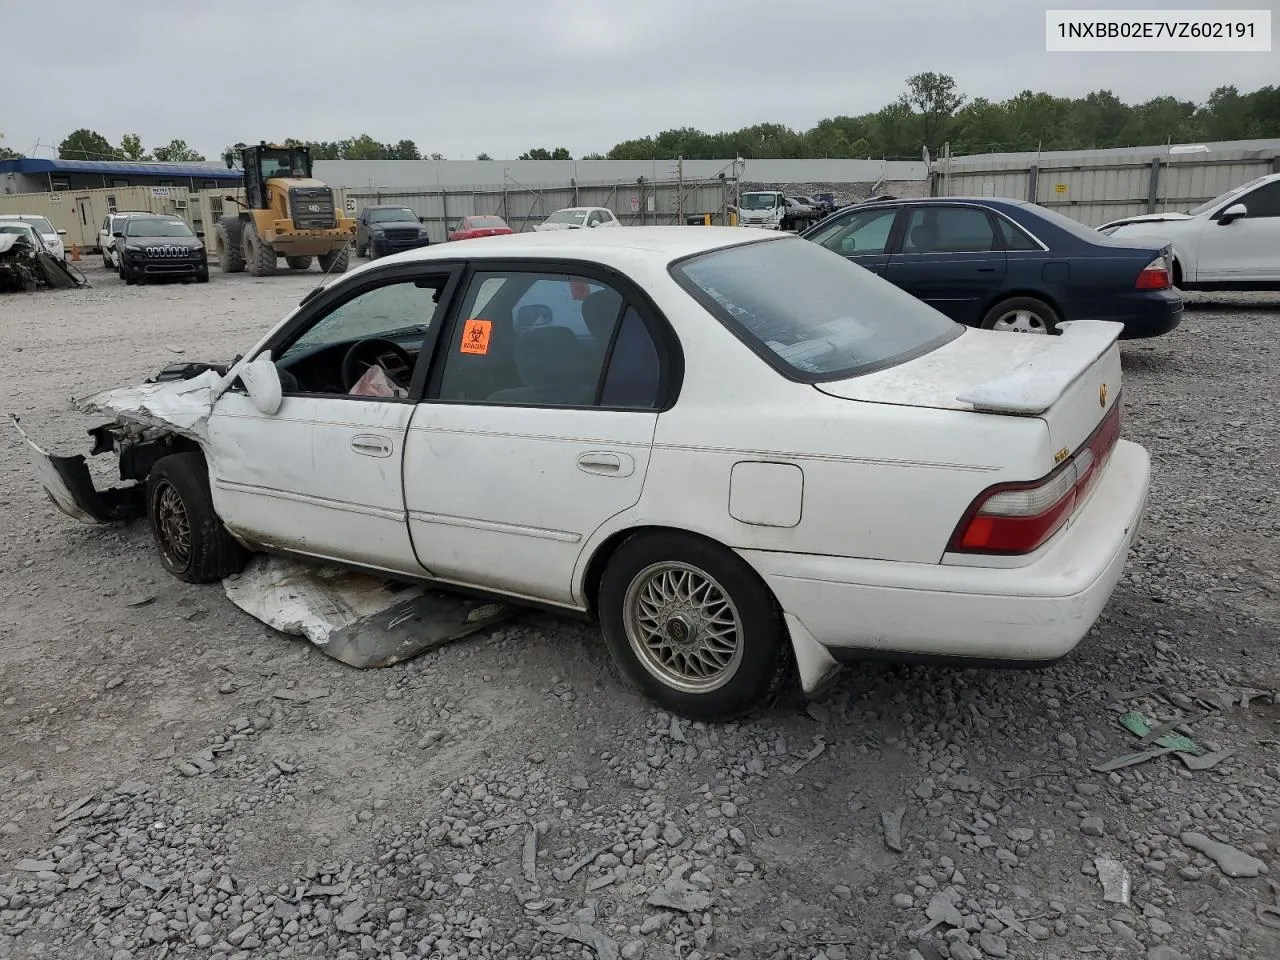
[1238,181,1280,218]
[901,207,998,253]
[273,278,449,397]
[807,208,898,256]
[436,271,663,408]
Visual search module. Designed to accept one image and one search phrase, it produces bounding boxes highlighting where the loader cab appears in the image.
[231,144,313,210]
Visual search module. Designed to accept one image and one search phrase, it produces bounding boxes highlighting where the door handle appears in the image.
[350,434,394,458]
[977,267,996,273]
[578,451,635,477]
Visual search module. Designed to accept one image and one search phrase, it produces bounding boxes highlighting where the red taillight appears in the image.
[1136,255,1171,290]
[949,400,1123,556]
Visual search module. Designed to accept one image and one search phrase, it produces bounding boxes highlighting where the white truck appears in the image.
[736,191,816,231]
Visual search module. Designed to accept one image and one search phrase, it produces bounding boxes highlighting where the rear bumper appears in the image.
[1103,290,1184,340]
[741,439,1150,664]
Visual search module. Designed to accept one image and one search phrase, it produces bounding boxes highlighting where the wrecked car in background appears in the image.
[0,222,86,293]
[14,228,1150,722]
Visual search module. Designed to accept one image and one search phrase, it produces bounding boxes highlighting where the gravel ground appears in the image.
[1,262,1279,960]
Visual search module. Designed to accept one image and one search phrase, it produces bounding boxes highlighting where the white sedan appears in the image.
[533,206,620,231]
[1098,173,1280,290]
[15,228,1150,721]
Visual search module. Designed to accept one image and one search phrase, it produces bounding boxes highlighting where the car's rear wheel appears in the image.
[146,453,248,584]
[980,296,1059,335]
[598,531,791,722]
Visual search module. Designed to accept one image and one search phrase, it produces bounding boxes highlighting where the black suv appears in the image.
[356,205,431,260]
[115,216,208,285]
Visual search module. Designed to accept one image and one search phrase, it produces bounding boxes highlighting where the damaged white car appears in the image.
[14,228,1151,721]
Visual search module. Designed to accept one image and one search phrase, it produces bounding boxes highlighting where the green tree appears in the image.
[519,147,571,160]
[59,128,117,160]
[475,152,493,160]
[152,139,205,162]
[388,140,421,160]
[118,133,150,160]
[903,72,966,152]
[0,145,21,160]
[428,151,445,160]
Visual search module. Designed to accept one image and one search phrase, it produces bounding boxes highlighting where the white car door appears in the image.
[402,266,671,605]
[206,264,460,576]
[1195,180,1280,282]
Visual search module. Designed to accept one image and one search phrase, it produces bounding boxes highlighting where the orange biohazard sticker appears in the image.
[459,318,492,355]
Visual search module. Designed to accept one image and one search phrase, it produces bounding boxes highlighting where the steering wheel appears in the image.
[340,338,415,392]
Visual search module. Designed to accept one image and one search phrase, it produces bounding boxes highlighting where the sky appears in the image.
[3,0,1276,162]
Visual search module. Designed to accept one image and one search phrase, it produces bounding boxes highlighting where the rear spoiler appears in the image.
[955,320,1123,416]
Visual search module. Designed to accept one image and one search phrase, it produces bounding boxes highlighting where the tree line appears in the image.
[2,77,1274,167]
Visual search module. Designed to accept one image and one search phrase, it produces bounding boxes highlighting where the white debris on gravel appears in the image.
[2,270,1280,959]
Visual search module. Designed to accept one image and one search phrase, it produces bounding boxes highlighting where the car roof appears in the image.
[848,196,1029,210]
[0,213,52,220]
[366,203,414,209]
[378,225,783,265]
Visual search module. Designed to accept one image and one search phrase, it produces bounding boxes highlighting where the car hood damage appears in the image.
[0,232,88,293]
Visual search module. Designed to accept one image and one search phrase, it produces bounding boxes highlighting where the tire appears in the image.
[317,245,350,273]
[285,255,313,271]
[356,239,367,257]
[146,453,248,584]
[195,267,210,284]
[242,221,277,277]
[597,531,791,722]
[980,296,1060,335]
[366,243,378,261]
[215,217,245,274]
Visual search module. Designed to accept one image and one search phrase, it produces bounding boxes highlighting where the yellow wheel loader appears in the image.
[215,142,356,277]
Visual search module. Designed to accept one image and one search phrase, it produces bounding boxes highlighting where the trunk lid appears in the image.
[815,320,1124,460]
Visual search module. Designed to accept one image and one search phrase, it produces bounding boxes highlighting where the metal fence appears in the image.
[342,176,737,243]
[933,150,1280,226]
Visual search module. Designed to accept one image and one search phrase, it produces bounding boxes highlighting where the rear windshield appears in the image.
[546,209,587,225]
[468,216,506,228]
[12,215,54,233]
[671,236,961,381]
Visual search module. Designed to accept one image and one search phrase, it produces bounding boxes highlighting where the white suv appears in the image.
[99,212,152,268]
[1099,173,1280,291]
[0,214,65,261]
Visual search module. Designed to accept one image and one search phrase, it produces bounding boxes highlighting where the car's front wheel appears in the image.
[598,531,791,721]
[980,296,1060,335]
[146,453,248,584]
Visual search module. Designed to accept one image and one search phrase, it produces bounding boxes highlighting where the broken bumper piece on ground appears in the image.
[10,416,144,524]
[222,555,519,669]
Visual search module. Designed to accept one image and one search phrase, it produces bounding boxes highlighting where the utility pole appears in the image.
[677,156,684,222]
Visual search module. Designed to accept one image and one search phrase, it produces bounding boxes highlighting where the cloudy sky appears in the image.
[3,0,1276,161]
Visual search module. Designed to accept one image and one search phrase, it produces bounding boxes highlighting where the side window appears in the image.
[588,211,603,226]
[808,208,898,256]
[902,207,997,253]
[993,215,1041,250]
[275,278,447,397]
[600,307,662,409]
[1239,181,1280,218]
[438,271,645,407]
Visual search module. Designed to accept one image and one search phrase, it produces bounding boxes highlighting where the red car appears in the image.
[448,215,514,241]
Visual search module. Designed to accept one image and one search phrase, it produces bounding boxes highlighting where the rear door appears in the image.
[885,204,1008,323]
[402,262,673,605]
[804,206,902,277]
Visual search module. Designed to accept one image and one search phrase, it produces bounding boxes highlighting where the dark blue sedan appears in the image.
[800,197,1183,338]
